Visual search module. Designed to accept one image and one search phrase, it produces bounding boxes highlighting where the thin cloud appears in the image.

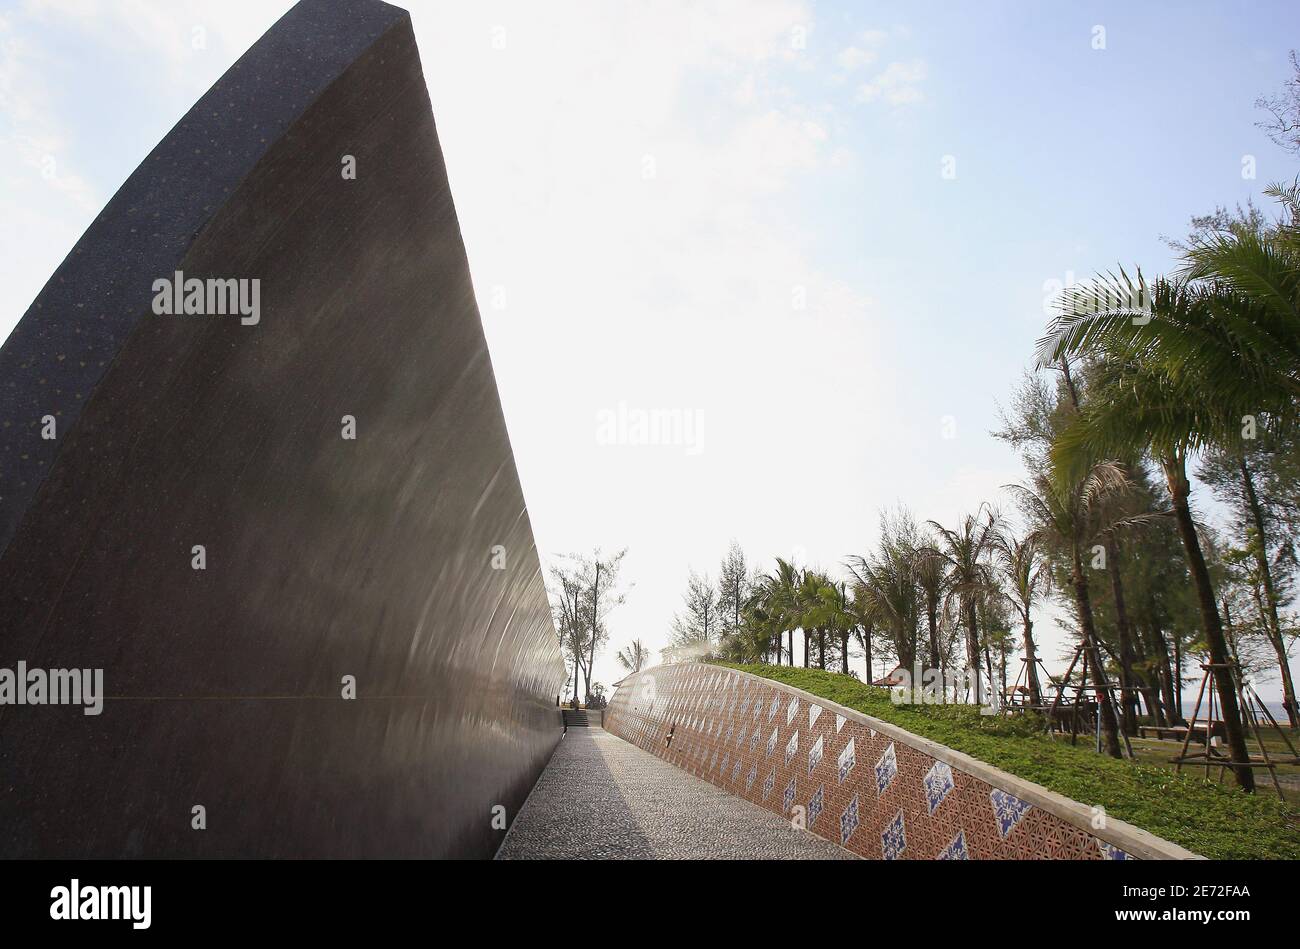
[835,29,888,70]
[856,58,927,106]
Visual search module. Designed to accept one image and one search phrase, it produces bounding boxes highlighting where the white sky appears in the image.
[2,0,1298,703]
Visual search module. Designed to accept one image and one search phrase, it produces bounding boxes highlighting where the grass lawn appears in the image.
[713,662,1300,860]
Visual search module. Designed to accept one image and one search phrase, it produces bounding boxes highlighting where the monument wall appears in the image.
[0,0,564,858]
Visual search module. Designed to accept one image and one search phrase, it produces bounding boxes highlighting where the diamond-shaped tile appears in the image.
[838,736,856,784]
[990,788,1032,838]
[937,829,969,860]
[923,759,955,814]
[840,794,860,845]
[784,729,799,766]
[808,734,824,775]
[875,742,898,795]
[881,809,906,860]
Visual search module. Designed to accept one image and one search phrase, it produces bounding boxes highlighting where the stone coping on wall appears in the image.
[610,663,1202,860]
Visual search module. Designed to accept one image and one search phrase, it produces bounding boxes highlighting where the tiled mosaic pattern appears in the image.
[605,665,1129,860]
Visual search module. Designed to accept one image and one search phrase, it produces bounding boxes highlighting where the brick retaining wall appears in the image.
[606,664,1200,860]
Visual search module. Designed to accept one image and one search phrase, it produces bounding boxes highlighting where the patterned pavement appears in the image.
[496,726,856,860]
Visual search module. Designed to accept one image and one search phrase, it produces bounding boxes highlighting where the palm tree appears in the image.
[616,639,652,674]
[913,545,949,671]
[1046,354,1257,787]
[717,613,776,664]
[752,558,801,664]
[1179,202,1300,726]
[794,569,837,669]
[847,542,919,675]
[1040,277,1263,789]
[993,530,1049,707]
[1037,265,1298,420]
[926,508,998,705]
[829,581,855,675]
[1005,463,1128,759]
[846,583,877,681]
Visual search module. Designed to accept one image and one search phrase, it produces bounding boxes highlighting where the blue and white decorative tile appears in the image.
[736,725,747,749]
[762,767,776,801]
[709,750,718,772]
[838,737,857,784]
[720,754,730,776]
[750,730,760,753]
[937,829,969,860]
[768,694,781,721]
[784,730,799,767]
[835,713,846,733]
[875,743,898,796]
[1096,840,1131,860]
[923,760,955,814]
[808,784,824,827]
[746,763,758,791]
[881,809,907,860]
[786,696,799,726]
[808,735,824,775]
[765,727,778,758]
[990,788,1033,838]
[809,704,822,730]
[783,776,797,814]
[731,758,742,782]
[840,794,860,845]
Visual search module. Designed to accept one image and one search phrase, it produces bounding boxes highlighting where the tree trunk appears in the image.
[1173,627,1184,718]
[1163,455,1255,792]
[926,600,941,670]
[1129,622,1157,721]
[1021,613,1043,707]
[1104,535,1140,734]
[802,629,810,668]
[1238,454,1299,726]
[788,628,794,666]
[586,563,602,704]
[818,628,826,669]
[840,629,850,674]
[1071,549,1123,758]
[1149,621,1180,722]
[965,600,982,705]
[863,621,873,684]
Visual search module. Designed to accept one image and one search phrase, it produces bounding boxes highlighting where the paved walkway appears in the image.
[496,726,855,859]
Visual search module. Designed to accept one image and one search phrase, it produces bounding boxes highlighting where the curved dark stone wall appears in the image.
[0,0,564,858]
